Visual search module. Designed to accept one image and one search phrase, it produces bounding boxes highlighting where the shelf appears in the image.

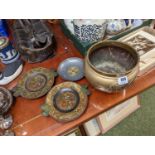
[3,22,155,136]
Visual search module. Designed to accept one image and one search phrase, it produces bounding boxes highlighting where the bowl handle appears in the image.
[81,84,91,96]
[11,86,21,97]
[41,103,50,117]
[50,68,58,77]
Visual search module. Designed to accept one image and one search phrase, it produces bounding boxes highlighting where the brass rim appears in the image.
[86,40,139,77]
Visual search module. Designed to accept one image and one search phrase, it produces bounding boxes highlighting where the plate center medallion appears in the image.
[25,74,47,92]
[53,88,79,113]
[67,66,79,77]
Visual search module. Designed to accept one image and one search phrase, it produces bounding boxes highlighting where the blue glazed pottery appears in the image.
[0,37,19,64]
[0,20,9,37]
[0,59,23,85]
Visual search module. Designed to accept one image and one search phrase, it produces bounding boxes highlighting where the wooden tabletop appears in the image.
[2,22,155,136]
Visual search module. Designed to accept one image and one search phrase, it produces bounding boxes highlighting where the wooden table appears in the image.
[3,22,155,136]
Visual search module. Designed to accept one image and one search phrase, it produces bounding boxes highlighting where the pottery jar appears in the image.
[106,19,130,35]
[73,19,107,44]
[0,37,19,64]
[132,19,143,27]
[84,40,139,93]
[64,19,74,34]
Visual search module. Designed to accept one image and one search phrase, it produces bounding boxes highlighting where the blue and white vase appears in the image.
[106,19,129,35]
[73,19,107,44]
[0,37,19,64]
[64,19,74,34]
[132,19,143,28]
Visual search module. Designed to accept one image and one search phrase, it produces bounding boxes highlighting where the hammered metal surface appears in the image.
[44,82,88,122]
[14,67,55,99]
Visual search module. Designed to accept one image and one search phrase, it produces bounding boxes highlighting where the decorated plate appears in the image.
[57,57,84,81]
[0,87,13,115]
[13,67,56,99]
[41,82,88,122]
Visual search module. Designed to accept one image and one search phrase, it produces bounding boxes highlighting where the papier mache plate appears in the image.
[12,67,57,99]
[0,87,13,115]
[41,82,89,122]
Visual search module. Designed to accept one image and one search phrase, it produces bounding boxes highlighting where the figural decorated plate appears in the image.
[41,82,89,122]
[0,87,13,115]
[57,57,84,81]
[12,67,57,99]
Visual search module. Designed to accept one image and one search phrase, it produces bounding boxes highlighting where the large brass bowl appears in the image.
[85,40,139,93]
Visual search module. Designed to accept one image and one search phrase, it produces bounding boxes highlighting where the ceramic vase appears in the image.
[106,19,129,35]
[132,19,143,27]
[73,19,107,44]
[64,19,74,34]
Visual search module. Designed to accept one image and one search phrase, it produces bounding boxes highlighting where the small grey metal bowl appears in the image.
[57,57,84,81]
